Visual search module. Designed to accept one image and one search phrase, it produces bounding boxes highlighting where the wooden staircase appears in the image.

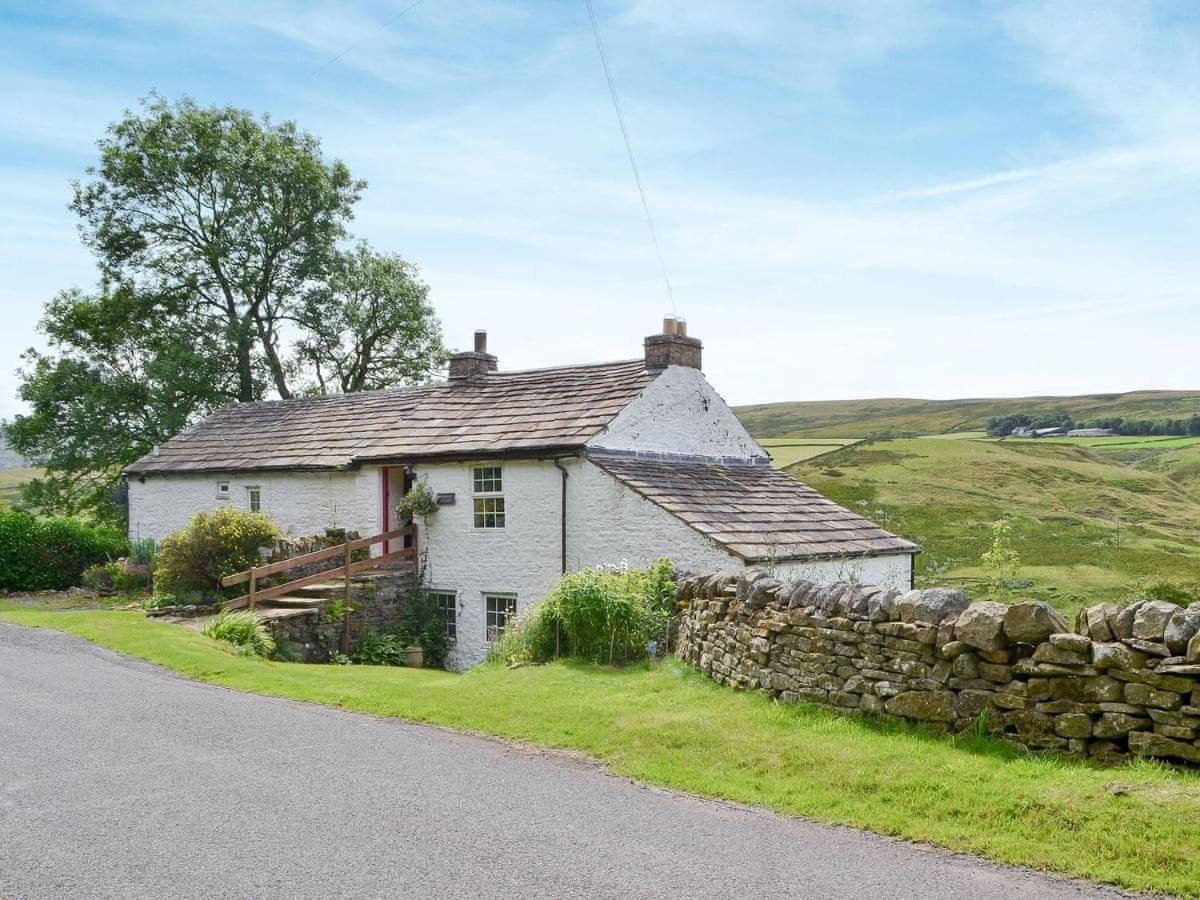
[219,526,417,649]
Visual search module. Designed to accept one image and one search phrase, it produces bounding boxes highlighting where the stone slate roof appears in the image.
[589,454,919,562]
[127,360,656,474]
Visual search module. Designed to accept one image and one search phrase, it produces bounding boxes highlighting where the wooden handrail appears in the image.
[221,527,411,588]
[219,524,417,612]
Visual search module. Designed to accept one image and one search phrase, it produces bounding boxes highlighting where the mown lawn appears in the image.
[4,605,1200,896]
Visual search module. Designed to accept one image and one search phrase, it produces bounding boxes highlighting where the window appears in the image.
[247,486,261,513]
[485,594,517,642]
[472,465,505,529]
[216,481,230,500]
[429,590,457,644]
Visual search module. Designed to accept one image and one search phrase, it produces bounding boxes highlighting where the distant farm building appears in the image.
[1067,428,1117,437]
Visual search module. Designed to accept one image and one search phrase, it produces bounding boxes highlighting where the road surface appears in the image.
[0,623,1124,899]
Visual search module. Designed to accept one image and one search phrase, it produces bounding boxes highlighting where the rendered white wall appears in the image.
[127,469,382,544]
[587,365,768,459]
[412,458,571,670]
[416,457,912,669]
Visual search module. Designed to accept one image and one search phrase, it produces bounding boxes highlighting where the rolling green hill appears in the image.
[778,436,1200,613]
[736,390,1200,438]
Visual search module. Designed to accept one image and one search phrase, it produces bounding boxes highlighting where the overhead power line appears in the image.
[583,0,678,315]
[310,0,430,75]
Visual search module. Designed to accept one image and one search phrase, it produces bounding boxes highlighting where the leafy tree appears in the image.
[294,243,447,394]
[8,284,234,518]
[10,95,446,520]
[981,518,1021,597]
[71,93,363,401]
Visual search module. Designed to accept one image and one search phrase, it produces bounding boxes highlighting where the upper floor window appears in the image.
[247,486,261,513]
[216,481,230,500]
[472,466,504,529]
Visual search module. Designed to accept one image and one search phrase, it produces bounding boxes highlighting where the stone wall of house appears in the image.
[676,572,1200,766]
[266,572,412,662]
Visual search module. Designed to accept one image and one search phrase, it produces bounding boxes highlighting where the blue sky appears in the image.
[2,0,1199,418]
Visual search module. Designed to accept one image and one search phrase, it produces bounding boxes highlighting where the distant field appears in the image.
[774,437,1200,613]
[1005,435,1200,449]
[735,390,1200,438]
[0,468,40,504]
[759,438,860,468]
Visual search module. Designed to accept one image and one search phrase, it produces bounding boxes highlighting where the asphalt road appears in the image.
[0,623,1126,899]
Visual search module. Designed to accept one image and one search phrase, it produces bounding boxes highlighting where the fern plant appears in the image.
[202,611,276,658]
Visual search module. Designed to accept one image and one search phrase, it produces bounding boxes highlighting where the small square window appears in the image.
[216,481,230,500]
[428,591,457,644]
[247,486,261,513]
[473,497,505,529]
[485,594,517,642]
[473,466,502,494]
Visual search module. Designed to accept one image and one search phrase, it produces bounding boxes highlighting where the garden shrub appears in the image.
[82,559,152,594]
[493,559,676,666]
[393,586,451,669]
[0,503,127,591]
[154,507,282,601]
[201,611,276,657]
[351,629,406,666]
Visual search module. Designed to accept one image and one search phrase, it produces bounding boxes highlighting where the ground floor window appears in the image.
[485,594,517,642]
[428,590,457,644]
[246,486,261,513]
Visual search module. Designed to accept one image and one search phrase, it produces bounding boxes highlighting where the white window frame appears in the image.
[484,594,517,643]
[246,486,261,513]
[216,481,230,500]
[472,465,505,529]
[427,590,458,645]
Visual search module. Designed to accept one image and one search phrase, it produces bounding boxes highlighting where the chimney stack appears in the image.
[448,329,499,382]
[644,315,701,370]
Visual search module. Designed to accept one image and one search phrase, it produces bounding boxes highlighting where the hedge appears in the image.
[0,505,128,592]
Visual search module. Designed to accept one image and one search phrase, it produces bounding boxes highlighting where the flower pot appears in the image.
[405,645,424,668]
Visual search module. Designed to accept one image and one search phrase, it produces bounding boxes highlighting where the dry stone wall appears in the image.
[676,572,1200,765]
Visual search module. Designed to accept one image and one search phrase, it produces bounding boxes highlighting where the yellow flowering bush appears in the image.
[154,507,282,601]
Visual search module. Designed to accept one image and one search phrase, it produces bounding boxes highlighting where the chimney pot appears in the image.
[448,328,498,382]
[644,319,701,371]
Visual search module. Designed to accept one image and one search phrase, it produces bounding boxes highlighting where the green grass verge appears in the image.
[4,605,1200,895]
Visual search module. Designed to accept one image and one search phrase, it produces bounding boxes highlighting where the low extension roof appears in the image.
[590,454,919,562]
[127,360,656,475]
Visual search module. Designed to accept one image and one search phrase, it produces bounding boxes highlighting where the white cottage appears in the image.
[126,320,917,667]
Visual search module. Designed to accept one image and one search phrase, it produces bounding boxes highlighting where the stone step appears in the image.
[253,606,318,621]
[261,595,327,609]
[285,583,345,599]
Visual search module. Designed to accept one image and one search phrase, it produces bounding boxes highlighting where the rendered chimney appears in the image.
[448,329,499,381]
[644,316,702,370]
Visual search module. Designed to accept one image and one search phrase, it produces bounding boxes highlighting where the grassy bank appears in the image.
[4,605,1200,895]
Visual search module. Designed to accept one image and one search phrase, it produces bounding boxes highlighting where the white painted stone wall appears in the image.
[415,456,912,669]
[127,469,382,544]
[412,458,569,670]
[587,365,768,459]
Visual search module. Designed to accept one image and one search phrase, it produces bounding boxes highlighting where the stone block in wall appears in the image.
[1093,713,1148,739]
[885,690,956,722]
[1128,730,1200,764]
[954,601,1009,651]
[1003,602,1070,645]
[1054,713,1092,738]
[1076,603,1119,642]
[1133,600,1180,643]
[1188,632,1200,663]
[1164,604,1200,654]
[1123,682,1184,710]
[1032,643,1090,667]
[1092,642,1147,672]
[892,588,968,626]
